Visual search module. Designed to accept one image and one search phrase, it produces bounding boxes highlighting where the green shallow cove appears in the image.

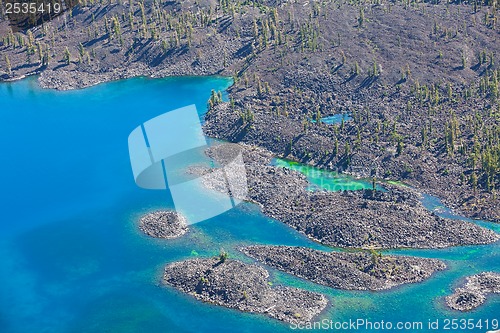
[272,158,384,192]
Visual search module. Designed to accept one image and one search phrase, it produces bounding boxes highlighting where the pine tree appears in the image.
[344,141,351,165]
[421,127,427,147]
[112,16,122,45]
[5,55,11,75]
[397,139,404,156]
[358,8,365,27]
[372,60,379,77]
[345,141,350,156]
[64,47,71,65]
[78,43,85,60]
[353,62,360,75]
[470,172,478,194]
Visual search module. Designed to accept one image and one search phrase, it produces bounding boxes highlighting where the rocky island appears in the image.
[241,245,447,291]
[139,210,188,239]
[162,257,328,324]
[446,272,500,311]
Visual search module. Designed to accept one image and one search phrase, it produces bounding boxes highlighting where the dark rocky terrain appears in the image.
[1,0,498,223]
[200,143,499,249]
[162,257,328,324]
[139,210,188,239]
[241,245,447,290]
[446,272,500,311]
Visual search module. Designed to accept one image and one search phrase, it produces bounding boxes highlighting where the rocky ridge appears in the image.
[241,245,447,291]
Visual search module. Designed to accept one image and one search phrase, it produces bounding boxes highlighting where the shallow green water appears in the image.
[272,158,384,192]
[0,76,498,333]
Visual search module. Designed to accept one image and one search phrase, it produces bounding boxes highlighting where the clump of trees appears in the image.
[218,249,229,263]
[208,89,223,109]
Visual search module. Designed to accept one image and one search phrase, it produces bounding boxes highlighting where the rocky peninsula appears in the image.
[139,210,188,239]
[242,245,446,291]
[162,257,328,324]
[446,272,500,311]
[200,143,499,249]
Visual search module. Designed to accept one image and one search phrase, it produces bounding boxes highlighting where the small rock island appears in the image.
[242,245,446,291]
[139,210,188,239]
[446,272,500,311]
[162,257,328,324]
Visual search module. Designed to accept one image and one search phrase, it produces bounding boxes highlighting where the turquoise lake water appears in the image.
[0,76,498,333]
[310,114,352,125]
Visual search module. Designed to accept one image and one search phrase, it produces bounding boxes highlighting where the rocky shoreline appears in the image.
[162,257,328,324]
[446,272,500,311]
[139,210,188,239]
[241,245,446,291]
[201,143,499,249]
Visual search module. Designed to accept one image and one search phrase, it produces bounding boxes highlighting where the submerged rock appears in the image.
[242,245,446,291]
[162,258,328,324]
[446,272,500,311]
[139,210,188,239]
